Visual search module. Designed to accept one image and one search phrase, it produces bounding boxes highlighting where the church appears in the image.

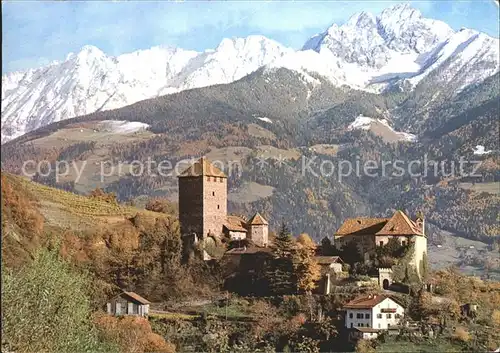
[178,157,269,255]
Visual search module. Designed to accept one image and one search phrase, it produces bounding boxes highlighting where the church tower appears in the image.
[178,157,227,238]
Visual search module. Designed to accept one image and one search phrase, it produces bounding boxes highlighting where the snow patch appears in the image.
[348,115,417,142]
[256,116,273,124]
[473,145,493,155]
[101,120,150,134]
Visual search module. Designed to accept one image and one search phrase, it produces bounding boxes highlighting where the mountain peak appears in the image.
[380,3,421,19]
[345,11,377,28]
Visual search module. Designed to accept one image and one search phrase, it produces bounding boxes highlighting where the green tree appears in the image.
[320,237,336,256]
[2,248,116,353]
[267,223,296,295]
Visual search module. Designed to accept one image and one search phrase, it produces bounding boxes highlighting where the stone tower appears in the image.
[178,157,227,238]
[247,212,269,247]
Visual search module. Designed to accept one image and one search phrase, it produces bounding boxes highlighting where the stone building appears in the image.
[334,210,427,277]
[178,158,269,253]
[106,291,150,317]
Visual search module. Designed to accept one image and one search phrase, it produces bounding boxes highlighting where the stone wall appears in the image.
[202,175,227,237]
[249,224,268,247]
[179,177,204,236]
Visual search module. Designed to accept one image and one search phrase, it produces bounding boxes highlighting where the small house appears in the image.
[315,256,344,273]
[344,294,405,339]
[106,291,151,317]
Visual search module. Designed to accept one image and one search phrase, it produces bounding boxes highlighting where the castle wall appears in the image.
[374,235,412,247]
[334,235,376,260]
[249,224,268,247]
[202,175,227,237]
[411,235,427,276]
[179,177,204,236]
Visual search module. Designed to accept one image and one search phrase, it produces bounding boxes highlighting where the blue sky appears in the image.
[2,0,499,73]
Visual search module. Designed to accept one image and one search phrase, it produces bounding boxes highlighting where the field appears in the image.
[376,338,462,352]
[6,173,165,229]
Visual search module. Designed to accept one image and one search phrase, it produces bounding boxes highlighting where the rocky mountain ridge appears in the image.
[2,3,499,142]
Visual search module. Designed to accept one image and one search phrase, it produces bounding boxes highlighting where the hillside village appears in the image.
[95,157,498,351]
[3,155,500,352]
[2,1,500,352]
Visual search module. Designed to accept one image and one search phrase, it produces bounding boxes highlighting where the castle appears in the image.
[334,210,428,278]
[178,157,269,252]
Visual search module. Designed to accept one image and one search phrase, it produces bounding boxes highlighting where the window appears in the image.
[357,323,361,327]
[207,176,211,182]
[377,314,382,319]
[379,241,384,246]
[365,314,370,319]
[351,323,354,328]
[349,313,353,319]
[378,324,381,328]
[395,313,401,319]
[357,313,363,319]
[366,323,370,327]
[360,323,364,327]
[386,314,392,319]
[217,205,220,209]
[219,178,223,183]
[402,241,407,246]
[212,191,215,196]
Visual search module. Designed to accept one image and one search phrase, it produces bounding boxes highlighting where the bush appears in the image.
[452,327,471,343]
[2,248,115,353]
[94,315,176,353]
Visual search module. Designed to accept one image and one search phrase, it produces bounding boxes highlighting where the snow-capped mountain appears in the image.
[1,36,292,142]
[2,3,499,143]
[300,3,499,89]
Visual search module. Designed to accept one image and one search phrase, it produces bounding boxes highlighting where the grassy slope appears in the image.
[1,172,169,269]
[4,173,165,229]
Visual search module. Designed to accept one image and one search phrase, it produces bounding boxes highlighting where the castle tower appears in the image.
[178,157,227,238]
[247,212,269,247]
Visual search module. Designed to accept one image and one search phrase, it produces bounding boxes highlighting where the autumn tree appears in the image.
[89,187,118,205]
[145,198,178,215]
[94,314,175,353]
[294,233,321,294]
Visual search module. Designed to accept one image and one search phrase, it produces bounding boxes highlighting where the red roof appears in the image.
[335,210,424,237]
[224,215,248,232]
[344,295,402,309]
[248,212,268,225]
[178,157,226,178]
[314,256,344,265]
[121,291,151,305]
[375,210,423,236]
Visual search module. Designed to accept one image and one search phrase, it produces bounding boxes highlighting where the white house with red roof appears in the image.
[344,294,405,339]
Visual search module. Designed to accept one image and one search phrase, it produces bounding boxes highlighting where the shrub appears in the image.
[452,327,471,343]
[2,249,115,353]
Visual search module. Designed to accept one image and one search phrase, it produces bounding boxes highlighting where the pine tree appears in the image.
[274,222,295,258]
[267,222,296,295]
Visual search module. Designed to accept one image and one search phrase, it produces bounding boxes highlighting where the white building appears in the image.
[344,294,405,339]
